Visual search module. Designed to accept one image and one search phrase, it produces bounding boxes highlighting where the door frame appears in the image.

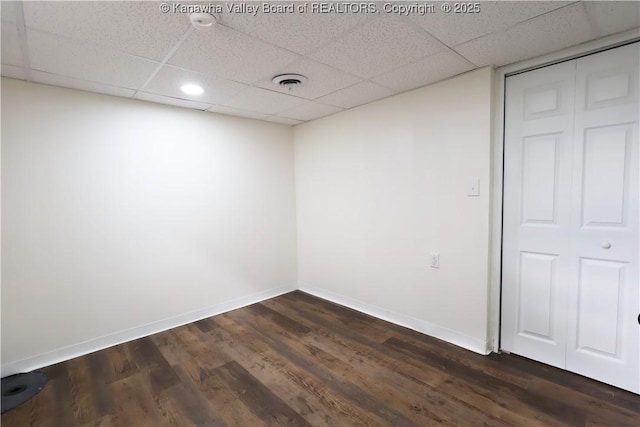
[489,28,640,354]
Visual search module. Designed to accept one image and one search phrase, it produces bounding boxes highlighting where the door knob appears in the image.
[601,242,611,249]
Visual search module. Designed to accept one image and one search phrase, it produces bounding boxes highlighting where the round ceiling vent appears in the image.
[190,12,217,30]
[272,74,308,91]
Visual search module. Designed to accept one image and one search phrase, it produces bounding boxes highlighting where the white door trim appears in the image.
[489,28,640,354]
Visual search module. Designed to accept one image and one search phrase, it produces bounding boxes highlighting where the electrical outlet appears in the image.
[430,253,440,269]
[467,177,480,197]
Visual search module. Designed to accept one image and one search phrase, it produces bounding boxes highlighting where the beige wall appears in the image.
[294,68,494,352]
[1,79,297,369]
[1,68,495,371]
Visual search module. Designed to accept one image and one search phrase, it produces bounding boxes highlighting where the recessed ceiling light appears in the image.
[181,84,204,96]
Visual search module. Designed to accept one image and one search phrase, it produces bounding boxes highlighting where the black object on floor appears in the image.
[1,372,48,414]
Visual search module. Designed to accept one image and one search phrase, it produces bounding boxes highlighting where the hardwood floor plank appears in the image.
[380,320,640,416]
[67,355,115,425]
[207,324,359,427]
[158,366,227,427]
[43,368,75,426]
[193,317,218,333]
[215,360,312,427]
[385,335,588,426]
[100,344,140,385]
[262,298,537,426]
[41,361,69,381]
[245,303,313,335]
[185,367,266,427]
[276,292,395,343]
[171,323,232,372]
[79,413,124,427]
[150,330,185,367]
[299,324,529,426]
[501,351,640,414]
[380,335,640,426]
[152,384,207,426]
[224,307,437,426]
[124,337,179,394]
[262,296,594,427]
[212,315,392,426]
[106,373,167,427]
[155,330,265,427]
[3,291,639,427]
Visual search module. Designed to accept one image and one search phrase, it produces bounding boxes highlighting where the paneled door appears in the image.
[502,43,639,393]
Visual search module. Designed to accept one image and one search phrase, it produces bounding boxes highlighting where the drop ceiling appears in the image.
[1,1,639,125]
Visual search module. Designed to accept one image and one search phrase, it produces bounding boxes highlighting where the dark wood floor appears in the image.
[2,291,639,426]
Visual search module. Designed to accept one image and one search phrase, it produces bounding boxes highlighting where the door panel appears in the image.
[576,258,625,358]
[521,134,561,224]
[586,68,635,109]
[524,83,564,119]
[503,42,639,393]
[565,43,639,393]
[581,125,630,227]
[502,61,576,369]
[518,252,558,342]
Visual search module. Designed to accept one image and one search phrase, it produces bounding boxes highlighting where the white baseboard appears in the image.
[1,284,296,377]
[2,283,490,376]
[298,284,490,355]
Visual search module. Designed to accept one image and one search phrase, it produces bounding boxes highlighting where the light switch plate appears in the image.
[467,177,480,197]
[430,253,440,269]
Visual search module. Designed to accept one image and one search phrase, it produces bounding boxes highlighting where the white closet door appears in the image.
[502,61,577,369]
[565,43,639,392]
[502,42,640,394]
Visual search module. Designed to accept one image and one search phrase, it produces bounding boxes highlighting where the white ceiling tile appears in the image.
[1,1,17,23]
[219,7,366,55]
[409,1,572,47]
[27,29,158,90]
[7,1,632,121]
[584,1,640,37]
[1,64,27,80]
[264,116,304,126]
[255,58,362,100]
[144,65,248,105]
[455,3,594,67]
[205,104,270,120]
[2,22,24,67]
[30,71,136,98]
[223,87,307,115]
[169,24,299,84]
[23,1,191,61]
[309,16,445,78]
[371,50,475,92]
[135,92,212,110]
[316,81,396,109]
[279,101,343,121]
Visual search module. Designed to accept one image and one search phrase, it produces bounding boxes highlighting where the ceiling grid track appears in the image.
[14,1,32,81]
[135,26,195,97]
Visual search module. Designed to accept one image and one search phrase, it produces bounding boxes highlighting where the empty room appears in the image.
[1,0,639,425]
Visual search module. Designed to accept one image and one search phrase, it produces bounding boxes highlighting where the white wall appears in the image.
[2,68,495,371]
[1,78,297,371]
[294,68,494,353]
